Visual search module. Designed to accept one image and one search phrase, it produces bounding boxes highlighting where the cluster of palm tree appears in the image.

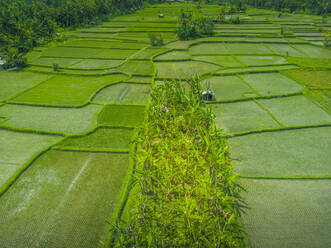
[202,0,330,15]
[0,0,159,68]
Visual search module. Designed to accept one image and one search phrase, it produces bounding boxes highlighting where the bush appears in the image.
[111,78,245,247]
[176,9,214,40]
[3,47,27,69]
[324,33,331,47]
[149,33,163,47]
[53,63,60,72]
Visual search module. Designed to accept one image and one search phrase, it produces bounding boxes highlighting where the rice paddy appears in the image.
[0,1,330,247]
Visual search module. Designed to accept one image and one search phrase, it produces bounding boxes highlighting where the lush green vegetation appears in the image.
[0,0,164,68]
[0,150,129,248]
[176,9,214,40]
[240,179,331,247]
[111,79,245,247]
[203,0,330,15]
[0,1,331,247]
[230,127,331,177]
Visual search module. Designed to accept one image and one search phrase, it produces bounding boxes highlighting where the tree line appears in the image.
[201,0,330,15]
[0,0,165,68]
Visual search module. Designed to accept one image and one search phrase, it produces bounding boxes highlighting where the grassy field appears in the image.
[0,1,330,247]
[0,151,129,248]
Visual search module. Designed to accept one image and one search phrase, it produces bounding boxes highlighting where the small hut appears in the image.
[0,56,5,69]
[202,90,216,101]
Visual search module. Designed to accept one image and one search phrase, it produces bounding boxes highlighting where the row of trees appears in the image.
[176,9,214,40]
[195,0,330,15]
[0,0,165,68]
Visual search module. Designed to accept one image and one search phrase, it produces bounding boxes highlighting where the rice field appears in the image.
[0,2,330,247]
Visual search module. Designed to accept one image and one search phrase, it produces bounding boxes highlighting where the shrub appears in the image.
[3,47,27,69]
[322,14,327,24]
[111,77,245,247]
[324,33,331,47]
[53,63,60,72]
[280,26,284,35]
[149,33,164,47]
[195,15,214,35]
[176,10,198,40]
[176,9,214,40]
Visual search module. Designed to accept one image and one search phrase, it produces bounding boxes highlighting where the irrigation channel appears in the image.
[0,2,331,247]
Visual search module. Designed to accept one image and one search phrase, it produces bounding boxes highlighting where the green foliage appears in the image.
[324,33,331,47]
[0,0,148,68]
[52,63,60,72]
[216,5,241,24]
[2,47,27,69]
[215,0,330,15]
[176,9,214,40]
[280,26,284,35]
[111,78,245,247]
[149,33,164,47]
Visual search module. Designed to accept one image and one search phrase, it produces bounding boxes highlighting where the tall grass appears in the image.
[111,77,245,247]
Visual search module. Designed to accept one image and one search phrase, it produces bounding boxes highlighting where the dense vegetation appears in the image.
[176,9,214,40]
[199,0,330,15]
[111,78,245,247]
[0,0,165,68]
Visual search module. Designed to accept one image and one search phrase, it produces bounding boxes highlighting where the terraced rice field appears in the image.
[0,2,330,248]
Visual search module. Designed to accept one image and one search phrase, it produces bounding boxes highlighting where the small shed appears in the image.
[0,56,5,69]
[202,90,216,101]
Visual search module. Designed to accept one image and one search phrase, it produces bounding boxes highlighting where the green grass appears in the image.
[241,72,303,96]
[1,4,331,248]
[0,150,129,248]
[165,40,195,49]
[155,51,190,60]
[189,43,229,55]
[0,104,102,135]
[0,163,22,190]
[156,61,220,78]
[282,70,331,89]
[230,127,331,177]
[0,71,52,102]
[237,55,288,67]
[116,32,177,39]
[56,127,133,151]
[0,130,61,188]
[93,83,151,105]
[210,101,280,134]
[62,40,146,49]
[258,95,331,126]
[69,59,124,70]
[126,76,152,83]
[117,61,154,75]
[98,104,145,127]
[306,90,331,113]
[131,47,169,60]
[65,32,120,39]
[77,27,128,33]
[30,58,83,67]
[240,179,331,248]
[286,57,331,68]
[216,65,299,75]
[11,74,127,107]
[265,44,306,57]
[0,129,61,165]
[224,43,274,55]
[193,55,243,67]
[43,47,137,59]
[203,76,255,100]
[292,44,331,58]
